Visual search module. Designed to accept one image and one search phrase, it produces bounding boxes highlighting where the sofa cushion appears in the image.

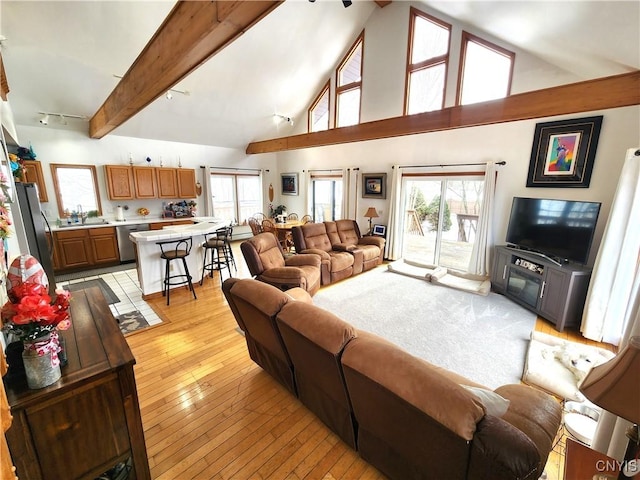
[299,222,333,252]
[327,251,354,272]
[342,331,485,441]
[358,244,381,262]
[335,219,361,244]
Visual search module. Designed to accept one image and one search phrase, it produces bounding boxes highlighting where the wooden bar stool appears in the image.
[157,237,197,305]
[201,226,236,286]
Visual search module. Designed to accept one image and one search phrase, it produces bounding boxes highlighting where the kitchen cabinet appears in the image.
[21,160,48,202]
[88,227,120,265]
[148,219,194,230]
[105,165,195,199]
[177,168,197,198]
[5,287,151,480]
[132,166,157,198]
[53,227,120,272]
[105,165,134,200]
[156,167,178,198]
[491,245,592,331]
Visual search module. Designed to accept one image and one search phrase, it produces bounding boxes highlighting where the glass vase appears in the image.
[22,333,62,389]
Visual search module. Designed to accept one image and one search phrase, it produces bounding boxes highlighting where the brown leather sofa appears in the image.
[223,278,562,480]
[240,232,321,295]
[291,220,386,285]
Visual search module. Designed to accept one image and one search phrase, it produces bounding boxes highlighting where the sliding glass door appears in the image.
[402,175,484,270]
[311,177,342,222]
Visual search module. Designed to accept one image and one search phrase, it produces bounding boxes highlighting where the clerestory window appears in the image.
[457,31,515,105]
[335,32,364,128]
[308,81,330,132]
[405,8,451,115]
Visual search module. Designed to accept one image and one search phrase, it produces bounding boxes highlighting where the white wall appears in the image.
[272,106,639,266]
[13,126,277,225]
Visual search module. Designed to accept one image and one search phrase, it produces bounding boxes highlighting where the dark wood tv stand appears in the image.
[491,245,592,331]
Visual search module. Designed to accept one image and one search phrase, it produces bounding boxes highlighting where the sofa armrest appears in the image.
[467,415,541,480]
[301,248,331,262]
[359,236,385,249]
[332,242,357,252]
[285,288,314,304]
[285,253,321,268]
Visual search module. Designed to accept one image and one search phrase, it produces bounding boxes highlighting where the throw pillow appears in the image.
[462,385,511,417]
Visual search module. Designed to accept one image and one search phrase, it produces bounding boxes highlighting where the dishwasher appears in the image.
[116,224,150,263]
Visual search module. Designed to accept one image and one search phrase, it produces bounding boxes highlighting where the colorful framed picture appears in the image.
[362,173,387,199]
[281,173,298,196]
[526,116,603,188]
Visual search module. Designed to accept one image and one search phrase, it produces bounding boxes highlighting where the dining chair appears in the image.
[301,215,312,224]
[262,219,289,251]
[287,213,298,221]
[248,217,262,236]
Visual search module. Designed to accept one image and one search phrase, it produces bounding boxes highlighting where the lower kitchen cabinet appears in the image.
[148,219,194,230]
[53,227,120,272]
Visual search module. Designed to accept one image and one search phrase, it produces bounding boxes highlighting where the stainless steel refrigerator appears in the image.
[14,182,56,294]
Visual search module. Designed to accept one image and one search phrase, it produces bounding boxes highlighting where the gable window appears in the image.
[336,32,363,128]
[457,31,514,105]
[308,81,330,132]
[405,8,451,115]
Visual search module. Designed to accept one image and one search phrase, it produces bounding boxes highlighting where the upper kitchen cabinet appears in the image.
[132,166,157,199]
[176,168,197,198]
[156,168,178,198]
[105,165,134,200]
[21,160,48,202]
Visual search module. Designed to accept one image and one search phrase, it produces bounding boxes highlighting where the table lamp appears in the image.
[364,207,379,234]
[580,336,640,479]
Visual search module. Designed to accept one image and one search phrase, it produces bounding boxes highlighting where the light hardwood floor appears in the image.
[126,243,615,479]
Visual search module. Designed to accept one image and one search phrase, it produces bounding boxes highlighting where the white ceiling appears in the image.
[1,1,638,150]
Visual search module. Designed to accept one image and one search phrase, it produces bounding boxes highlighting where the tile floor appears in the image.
[59,268,162,327]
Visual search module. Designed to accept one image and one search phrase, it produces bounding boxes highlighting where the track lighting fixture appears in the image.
[273,114,294,127]
[342,0,352,6]
[37,112,87,126]
[165,91,173,100]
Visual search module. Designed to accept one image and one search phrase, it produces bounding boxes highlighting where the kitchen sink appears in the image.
[58,219,110,227]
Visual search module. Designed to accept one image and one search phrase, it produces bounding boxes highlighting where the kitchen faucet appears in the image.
[77,204,87,224]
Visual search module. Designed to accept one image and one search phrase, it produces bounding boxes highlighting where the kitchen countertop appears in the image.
[49,216,222,231]
[129,221,225,244]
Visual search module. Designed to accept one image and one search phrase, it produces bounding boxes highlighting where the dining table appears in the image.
[272,220,305,251]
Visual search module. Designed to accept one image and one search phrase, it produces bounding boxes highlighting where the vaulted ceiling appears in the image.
[1,1,638,150]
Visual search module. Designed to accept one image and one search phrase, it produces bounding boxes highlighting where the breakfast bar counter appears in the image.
[130,220,226,297]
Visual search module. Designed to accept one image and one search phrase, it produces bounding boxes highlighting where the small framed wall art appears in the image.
[281,173,298,196]
[362,173,387,199]
[526,115,603,188]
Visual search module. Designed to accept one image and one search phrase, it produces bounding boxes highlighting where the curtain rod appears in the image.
[303,168,344,173]
[201,165,268,172]
[394,161,506,169]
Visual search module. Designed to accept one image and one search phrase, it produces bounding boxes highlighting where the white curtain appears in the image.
[581,147,640,346]
[304,170,312,216]
[583,148,640,461]
[386,165,403,260]
[467,162,497,276]
[201,166,213,217]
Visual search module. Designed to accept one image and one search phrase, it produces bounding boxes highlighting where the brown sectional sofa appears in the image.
[223,277,562,480]
[291,219,385,285]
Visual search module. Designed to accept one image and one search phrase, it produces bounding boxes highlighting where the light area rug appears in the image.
[313,268,536,389]
[387,259,491,296]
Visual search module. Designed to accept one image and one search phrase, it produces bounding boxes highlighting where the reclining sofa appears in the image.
[223,277,562,480]
[291,219,385,285]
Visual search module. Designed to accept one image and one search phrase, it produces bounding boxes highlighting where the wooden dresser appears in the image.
[3,287,151,480]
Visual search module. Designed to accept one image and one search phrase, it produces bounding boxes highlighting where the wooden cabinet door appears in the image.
[491,247,510,293]
[22,160,49,202]
[55,231,92,269]
[132,167,157,198]
[88,227,120,264]
[157,168,178,198]
[105,165,134,200]
[177,169,197,198]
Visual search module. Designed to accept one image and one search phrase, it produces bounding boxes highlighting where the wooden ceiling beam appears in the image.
[90,0,282,139]
[245,71,640,154]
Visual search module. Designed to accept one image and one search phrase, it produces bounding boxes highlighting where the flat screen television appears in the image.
[505,197,601,265]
